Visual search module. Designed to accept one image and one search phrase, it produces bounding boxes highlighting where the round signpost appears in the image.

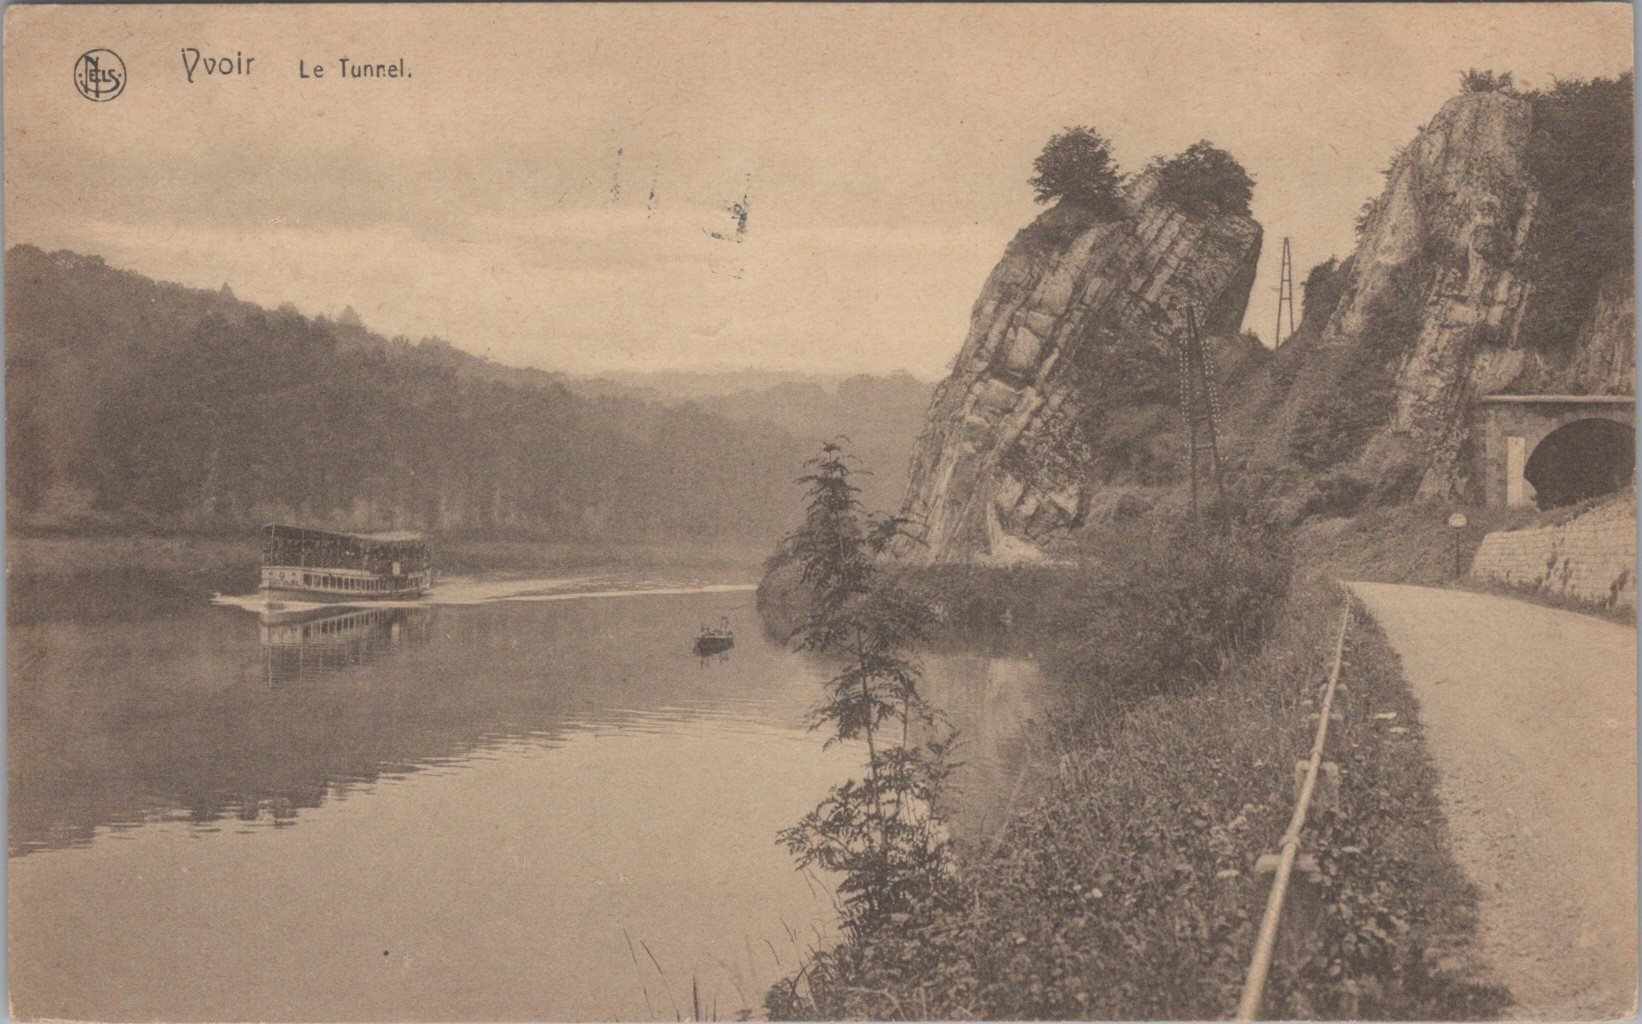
[1447,512,1469,577]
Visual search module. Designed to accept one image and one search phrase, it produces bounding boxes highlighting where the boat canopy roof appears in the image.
[262,524,427,547]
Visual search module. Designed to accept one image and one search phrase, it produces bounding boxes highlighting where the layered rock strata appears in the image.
[898,175,1261,563]
[1309,90,1633,497]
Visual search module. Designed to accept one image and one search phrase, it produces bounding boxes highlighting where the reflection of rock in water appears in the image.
[917,654,1043,844]
[260,605,432,686]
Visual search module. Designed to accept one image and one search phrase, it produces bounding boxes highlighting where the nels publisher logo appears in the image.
[74,49,126,102]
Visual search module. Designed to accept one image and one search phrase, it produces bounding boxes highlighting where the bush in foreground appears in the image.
[767,569,1509,1020]
[1052,518,1290,711]
[772,441,960,937]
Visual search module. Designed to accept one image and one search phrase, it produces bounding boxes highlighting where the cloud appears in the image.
[6,3,1630,369]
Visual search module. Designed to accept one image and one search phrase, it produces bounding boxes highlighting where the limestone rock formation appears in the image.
[1288,87,1634,499]
[1347,91,1539,497]
[898,174,1262,563]
[1553,266,1634,395]
[896,84,1630,565]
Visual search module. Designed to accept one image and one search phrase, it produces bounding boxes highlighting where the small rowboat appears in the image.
[693,619,734,655]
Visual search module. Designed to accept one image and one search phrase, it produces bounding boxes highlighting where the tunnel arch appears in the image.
[1523,418,1635,509]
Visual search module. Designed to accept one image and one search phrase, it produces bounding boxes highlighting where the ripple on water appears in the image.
[12,577,1041,1021]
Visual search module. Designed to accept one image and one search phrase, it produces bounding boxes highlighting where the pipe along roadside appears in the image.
[1234,597,1354,1020]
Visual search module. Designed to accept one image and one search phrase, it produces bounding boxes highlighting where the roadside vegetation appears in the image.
[893,514,1291,718]
[760,444,1512,1019]
[766,558,1508,1017]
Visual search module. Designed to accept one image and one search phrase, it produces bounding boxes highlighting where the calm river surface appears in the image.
[8,571,1043,1021]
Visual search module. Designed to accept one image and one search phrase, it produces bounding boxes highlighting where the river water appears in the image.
[8,571,1043,1021]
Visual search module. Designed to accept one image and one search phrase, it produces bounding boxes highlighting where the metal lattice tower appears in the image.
[1274,237,1297,346]
[1175,304,1226,528]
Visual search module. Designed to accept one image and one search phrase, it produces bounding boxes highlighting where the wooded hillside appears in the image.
[5,246,821,545]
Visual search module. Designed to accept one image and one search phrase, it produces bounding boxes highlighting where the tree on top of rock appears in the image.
[1152,141,1255,218]
[1029,126,1125,216]
[1460,68,1516,94]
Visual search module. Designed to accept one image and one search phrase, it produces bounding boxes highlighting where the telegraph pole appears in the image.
[1274,237,1297,345]
[1176,304,1226,529]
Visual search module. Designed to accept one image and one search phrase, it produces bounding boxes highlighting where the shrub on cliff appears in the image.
[999,332,1183,491]
[1152,141,1255,218]
[1029,126,1125,215]
[1288,259,1428,470]
[1292,467,1373,521]
[1518,72,1633,351]
[1300,256,1349,330]
[1460,68,1516,94]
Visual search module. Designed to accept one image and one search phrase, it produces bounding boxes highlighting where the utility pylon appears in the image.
[1176,304,1226,529]
[1274,237,1297,346]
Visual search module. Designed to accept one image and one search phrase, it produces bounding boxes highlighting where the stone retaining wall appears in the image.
[1470,493,1637,610]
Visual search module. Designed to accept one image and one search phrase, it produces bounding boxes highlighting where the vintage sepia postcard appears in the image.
[4,3,1636,1021]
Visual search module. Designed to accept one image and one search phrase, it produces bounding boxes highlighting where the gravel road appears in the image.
[1348,582,1636,1020]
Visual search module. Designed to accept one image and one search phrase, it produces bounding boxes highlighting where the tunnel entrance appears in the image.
[1523,418,1635,509]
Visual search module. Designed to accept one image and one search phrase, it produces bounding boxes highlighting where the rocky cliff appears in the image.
[898,174,1262,563]
[1273,83,1633,500]
[896,82,1630,564]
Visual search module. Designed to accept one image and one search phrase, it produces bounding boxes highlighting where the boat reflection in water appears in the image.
[260,604,432,686]
[9,581,1051,1022]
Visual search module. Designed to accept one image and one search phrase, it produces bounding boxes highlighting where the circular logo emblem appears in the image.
[73,49,125,102]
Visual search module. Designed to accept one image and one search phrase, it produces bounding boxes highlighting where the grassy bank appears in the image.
[1299,500,1637,622]
[763,515,1290,666]
[1296,503,1530,586]
[768,560,1507,1019]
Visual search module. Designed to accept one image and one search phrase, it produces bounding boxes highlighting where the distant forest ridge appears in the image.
[5,246,932,543]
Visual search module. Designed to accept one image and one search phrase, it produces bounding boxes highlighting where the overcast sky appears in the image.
[5,3,1633,377]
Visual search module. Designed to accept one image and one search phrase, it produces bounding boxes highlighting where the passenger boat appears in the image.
[693,618,735,655]
[260,524,432,603]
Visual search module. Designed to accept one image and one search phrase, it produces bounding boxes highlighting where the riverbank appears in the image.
[6,533,767,578]
[766,551,1508,1018]
[6,533,766,624]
